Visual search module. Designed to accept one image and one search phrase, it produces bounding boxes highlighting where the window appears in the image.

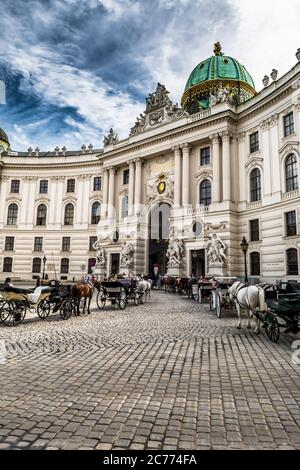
[64,203,74,225]
[88,258,96,274]
[250,252,261,276]
[10,180,20,193]
[285,154,298,192]
[91,202,101,224]
[93,176,101,191]
[39,180,48,194]
[249,131,259,153]
[5,237,14,251]
[3,257,13,272]
[34,237,43,252]
[67,179,75,192]
[121,195,128,218]
[283,112,294,137]
[62,237,71,251]
[89,236,97,251]
[7,203,18,225]
[32,257,41,273]
[250,219,260,241]
[60,258,69,274]
[200,147,210,166]
[199,179,211,206]
[36,204,47,226]
[123,169,129,185]
[250,168,261,202]
[287,248,298,275]
[285,211,297,237]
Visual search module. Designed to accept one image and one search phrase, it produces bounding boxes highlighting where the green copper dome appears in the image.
[0,127,10,152]
[181,42,256,111]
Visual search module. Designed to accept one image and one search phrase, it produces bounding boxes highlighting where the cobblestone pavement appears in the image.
[0,291,299,450]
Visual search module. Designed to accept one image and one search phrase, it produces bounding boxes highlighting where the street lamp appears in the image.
[42,256,47,280]
[240,237,249,283]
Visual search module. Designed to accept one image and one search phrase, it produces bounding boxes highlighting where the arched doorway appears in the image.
[148,202,171,278]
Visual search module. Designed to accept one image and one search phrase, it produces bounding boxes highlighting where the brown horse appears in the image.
[71,280,101,315]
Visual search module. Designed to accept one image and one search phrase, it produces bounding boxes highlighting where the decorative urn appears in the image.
[296,48,300,62]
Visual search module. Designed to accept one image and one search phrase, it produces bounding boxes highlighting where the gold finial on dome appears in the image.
[214,42,223,56]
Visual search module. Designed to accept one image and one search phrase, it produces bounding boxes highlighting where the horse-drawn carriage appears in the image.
[197,278,215,304]
[96,281,127,310]
[253,282,300,342]
[0,281,75,326]
[209,277,237,318]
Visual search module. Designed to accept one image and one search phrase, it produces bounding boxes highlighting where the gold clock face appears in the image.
[157,181,166,194]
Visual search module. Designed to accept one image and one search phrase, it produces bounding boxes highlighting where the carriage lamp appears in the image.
[240,237,249,283]
[42,256,47,280]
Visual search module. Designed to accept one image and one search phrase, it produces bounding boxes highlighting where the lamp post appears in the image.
[240,237,249,283]
[42,256,47,280]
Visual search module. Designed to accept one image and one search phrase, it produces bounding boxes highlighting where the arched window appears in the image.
[32,257,41,273]
[285,154,298,192]
[250,168,261,202]
[91,202,101,224]
[3,257,13,272]
[60,258,69,274]
[88,258,96,274]
[64,203,74,225]
[121,195,128,218]
[36,204,47,226]
[287,248,298,275]
[250,252,260,276]
[7,203,18,225]
[199,179,211,206]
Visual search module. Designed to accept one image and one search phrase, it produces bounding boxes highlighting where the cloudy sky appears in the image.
[0,0,299,151]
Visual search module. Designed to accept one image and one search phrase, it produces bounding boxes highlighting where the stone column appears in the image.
[181,143,191,206]
[172,145,182,207]
[128,160,135,216]
[0,176,9,227]
[210,134,220,203]
[108,167,116,220]
[221,132,231,201]
[237,132,246,202]
[260,120,271,197]
[101,168,109,218]
[134,158,142,214]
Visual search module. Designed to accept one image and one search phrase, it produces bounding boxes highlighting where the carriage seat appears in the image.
[3,286,34,294]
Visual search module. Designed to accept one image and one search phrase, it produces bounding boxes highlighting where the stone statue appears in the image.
[166,238,184,267]
[92,239,106,266]
[120,241,134,267]
[206,233,227,264]
[103,128,118,146]
[209,82,230,107]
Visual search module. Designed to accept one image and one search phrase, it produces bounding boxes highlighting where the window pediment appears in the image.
[279,140,299,161]
[245,155,263,169]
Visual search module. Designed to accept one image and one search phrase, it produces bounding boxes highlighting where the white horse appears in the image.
[135,276,152,302]
[228,281,266,333]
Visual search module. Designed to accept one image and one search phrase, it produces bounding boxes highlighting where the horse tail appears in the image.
[258,287,266,312]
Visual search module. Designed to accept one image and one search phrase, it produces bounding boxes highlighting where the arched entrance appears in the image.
[148,202,171,278]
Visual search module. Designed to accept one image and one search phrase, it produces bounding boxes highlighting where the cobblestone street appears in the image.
[0,291,299,450]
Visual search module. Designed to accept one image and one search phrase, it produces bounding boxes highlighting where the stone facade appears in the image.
[1,57,300,282]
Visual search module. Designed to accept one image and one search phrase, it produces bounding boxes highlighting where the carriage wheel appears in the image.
[96,290,106,309]
[0,301,26,327]
[216,294,222,318]
[134,293,140,306]
[209,293,214,311]
[37,299,51,319]
[265,312,280,343]
[60,299,73,320]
